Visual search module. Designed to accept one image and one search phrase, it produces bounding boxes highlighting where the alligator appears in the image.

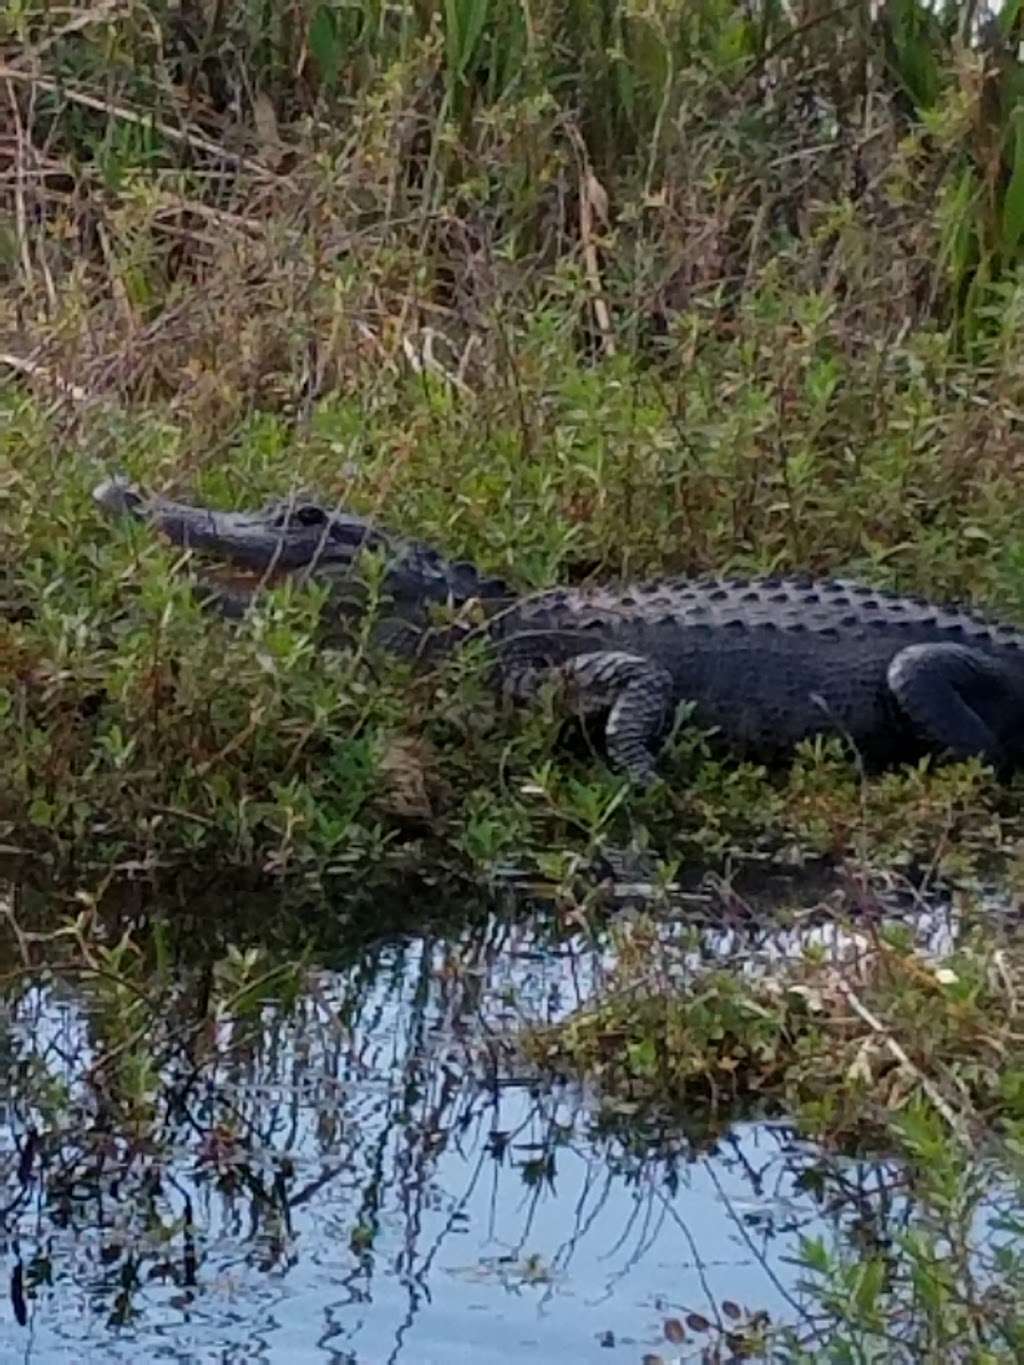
[93,476,1024,784]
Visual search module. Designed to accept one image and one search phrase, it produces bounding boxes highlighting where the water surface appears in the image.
[0,873,954,1362]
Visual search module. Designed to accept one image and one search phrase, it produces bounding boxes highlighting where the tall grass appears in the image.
[4,0,1023,389]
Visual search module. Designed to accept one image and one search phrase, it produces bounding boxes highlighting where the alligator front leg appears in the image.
[506,651,674,784]
[886,642,1023,772]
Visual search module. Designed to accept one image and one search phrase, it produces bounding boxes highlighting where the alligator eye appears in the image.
[291,504,330,528]
[267,500,330,530]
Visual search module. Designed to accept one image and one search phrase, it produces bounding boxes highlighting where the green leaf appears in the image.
[999,0,1024,39]
[1000,1069,1024,1118]
[309,4,341,89]
[853,1256,885,1320]
[799,1236,831,1274]
[444,0,490,82]
[885,0,942,110]
[1002,109,1024,260]
[941,165,980,290]
[626,1036,657,1076]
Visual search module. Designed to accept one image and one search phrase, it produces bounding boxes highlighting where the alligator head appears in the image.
[92,476,512,613]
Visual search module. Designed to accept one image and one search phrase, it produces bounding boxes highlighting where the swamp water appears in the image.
[0,870,993,1362]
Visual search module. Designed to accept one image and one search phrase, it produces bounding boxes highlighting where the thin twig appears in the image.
[567,124,616,359]
[0,65,288,183]
[836,975,973,1142]
[0,351,88,402]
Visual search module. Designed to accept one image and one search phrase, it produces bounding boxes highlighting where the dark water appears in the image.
[0,875,951,1362]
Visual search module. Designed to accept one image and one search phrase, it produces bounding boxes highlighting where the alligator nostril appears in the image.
[93,476,145,518]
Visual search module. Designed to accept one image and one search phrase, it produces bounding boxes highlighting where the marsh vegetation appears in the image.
[4,0,1024,1356]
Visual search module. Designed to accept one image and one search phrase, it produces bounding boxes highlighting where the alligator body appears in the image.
[93,477,1024,783]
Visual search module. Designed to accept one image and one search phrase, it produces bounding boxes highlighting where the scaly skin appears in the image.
[93,477,1024,782]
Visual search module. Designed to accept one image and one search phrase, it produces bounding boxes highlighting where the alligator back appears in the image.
[485,576,1024,764]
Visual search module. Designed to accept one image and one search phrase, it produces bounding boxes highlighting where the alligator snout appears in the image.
[93,475,149,520]
[90,475,385,573]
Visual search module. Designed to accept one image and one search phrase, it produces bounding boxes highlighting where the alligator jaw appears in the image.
[92,475,384,573]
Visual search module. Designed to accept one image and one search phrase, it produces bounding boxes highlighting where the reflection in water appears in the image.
[0,876,947,1361]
